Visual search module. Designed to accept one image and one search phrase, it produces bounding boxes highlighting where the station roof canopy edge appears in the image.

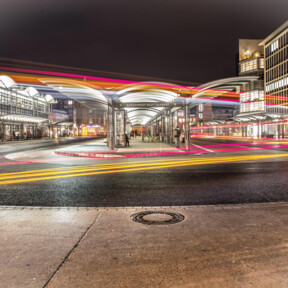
[6,73,261,126]
[193,76,259,99]
[39,79,108,112]
[0,114,49,123]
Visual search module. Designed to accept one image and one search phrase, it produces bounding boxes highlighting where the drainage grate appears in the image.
[131,211,184,225]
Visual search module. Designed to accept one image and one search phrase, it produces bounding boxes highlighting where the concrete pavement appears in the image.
[1,203,288,288]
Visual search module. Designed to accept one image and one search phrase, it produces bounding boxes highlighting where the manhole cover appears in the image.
[131,211,184,225]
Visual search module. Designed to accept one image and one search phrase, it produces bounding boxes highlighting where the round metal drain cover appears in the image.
[131,211,184,225]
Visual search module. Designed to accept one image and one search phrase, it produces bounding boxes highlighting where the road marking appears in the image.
[191,142,214,153]
[1,153,288,185]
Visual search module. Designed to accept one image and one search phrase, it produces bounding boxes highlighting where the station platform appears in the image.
[55,137,211,159]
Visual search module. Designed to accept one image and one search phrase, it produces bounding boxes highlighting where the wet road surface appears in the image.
[1,137,288,207]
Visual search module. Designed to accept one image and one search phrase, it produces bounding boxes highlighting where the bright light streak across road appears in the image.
[1,153,288,186]
[55,143,288,158]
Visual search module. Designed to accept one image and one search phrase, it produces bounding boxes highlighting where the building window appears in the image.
[271,40,279,53]
[240,58,258,73]
[68,100,73,105]
[199,104,204,112]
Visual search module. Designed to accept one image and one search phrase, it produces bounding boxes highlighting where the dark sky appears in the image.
[0,0,287,83]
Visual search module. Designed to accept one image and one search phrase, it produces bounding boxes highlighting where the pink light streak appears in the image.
[55,144,288,159]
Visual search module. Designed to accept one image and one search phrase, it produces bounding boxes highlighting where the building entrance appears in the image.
[106,100,191,150]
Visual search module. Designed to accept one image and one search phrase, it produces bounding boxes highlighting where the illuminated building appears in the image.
[52,99,74,122]
[52,98,105,137]
[260,21,288,114]
[238,39,265,115]
[0,75,54,141]
[255,20,288,139]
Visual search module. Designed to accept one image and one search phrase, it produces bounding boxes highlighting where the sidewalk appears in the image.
[55,137,209,159]
[1,203,288,287]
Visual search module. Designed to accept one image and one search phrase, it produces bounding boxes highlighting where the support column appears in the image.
[184,102,190,149]
[114,109,125,148]
[107,104,114,150]
[161,115,165,142]
[277,124,280,140]
[167,109,173,144]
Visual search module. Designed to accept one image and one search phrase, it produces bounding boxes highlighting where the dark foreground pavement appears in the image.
[1,203,288,288]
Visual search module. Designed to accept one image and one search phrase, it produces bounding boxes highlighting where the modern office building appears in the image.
[238,39,265,115]
[260,21,288,114]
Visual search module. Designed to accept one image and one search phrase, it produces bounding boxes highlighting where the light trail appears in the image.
[1,153,288,185]
[2,65,287,106]
[0,158,189,177]
[0,158,195,181]
[55,143,288,158]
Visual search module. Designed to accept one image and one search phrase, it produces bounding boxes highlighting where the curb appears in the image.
[54,151,213,159]
[55,151,124,158]
[1,202,288,211]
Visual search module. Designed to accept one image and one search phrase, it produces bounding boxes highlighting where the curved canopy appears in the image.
[44,94,54,103]
[117,82,179,125]
[193,76,259,98]
[0,75,54,104]
[25,86,40,97]
[0,75,17,89]
[40,79,108,111]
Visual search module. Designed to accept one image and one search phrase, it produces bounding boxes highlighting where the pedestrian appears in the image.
[182,134,185,143]
[175,126,181,147]
[15,131,19,140]
[125,133,129,147]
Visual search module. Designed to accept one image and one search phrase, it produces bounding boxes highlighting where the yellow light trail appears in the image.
[0,158,190,178]
[1,153,288,186]
[0,158,195,181]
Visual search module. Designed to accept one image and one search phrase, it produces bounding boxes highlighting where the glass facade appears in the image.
[0,87,49,118]
[264,28,288,114]
[240,91,265,113]
[238,39,265,116]
[0,75,51,141]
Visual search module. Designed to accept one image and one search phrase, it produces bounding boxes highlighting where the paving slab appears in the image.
[1,204,288,288]
[0,208,100,288]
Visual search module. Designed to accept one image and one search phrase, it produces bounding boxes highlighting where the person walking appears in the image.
[125,134,130,147]
[15,131,19,140]
[175,126,181,147]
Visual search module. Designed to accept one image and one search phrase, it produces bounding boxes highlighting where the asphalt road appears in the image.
[1,137,288,207]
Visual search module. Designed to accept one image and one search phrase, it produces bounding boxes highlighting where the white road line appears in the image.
[191,142,214,153]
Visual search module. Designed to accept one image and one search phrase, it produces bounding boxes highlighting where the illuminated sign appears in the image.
[118,102,183,108]
[87,125,101,128]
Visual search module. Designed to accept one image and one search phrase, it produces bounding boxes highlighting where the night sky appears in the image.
[0,0,287,84]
